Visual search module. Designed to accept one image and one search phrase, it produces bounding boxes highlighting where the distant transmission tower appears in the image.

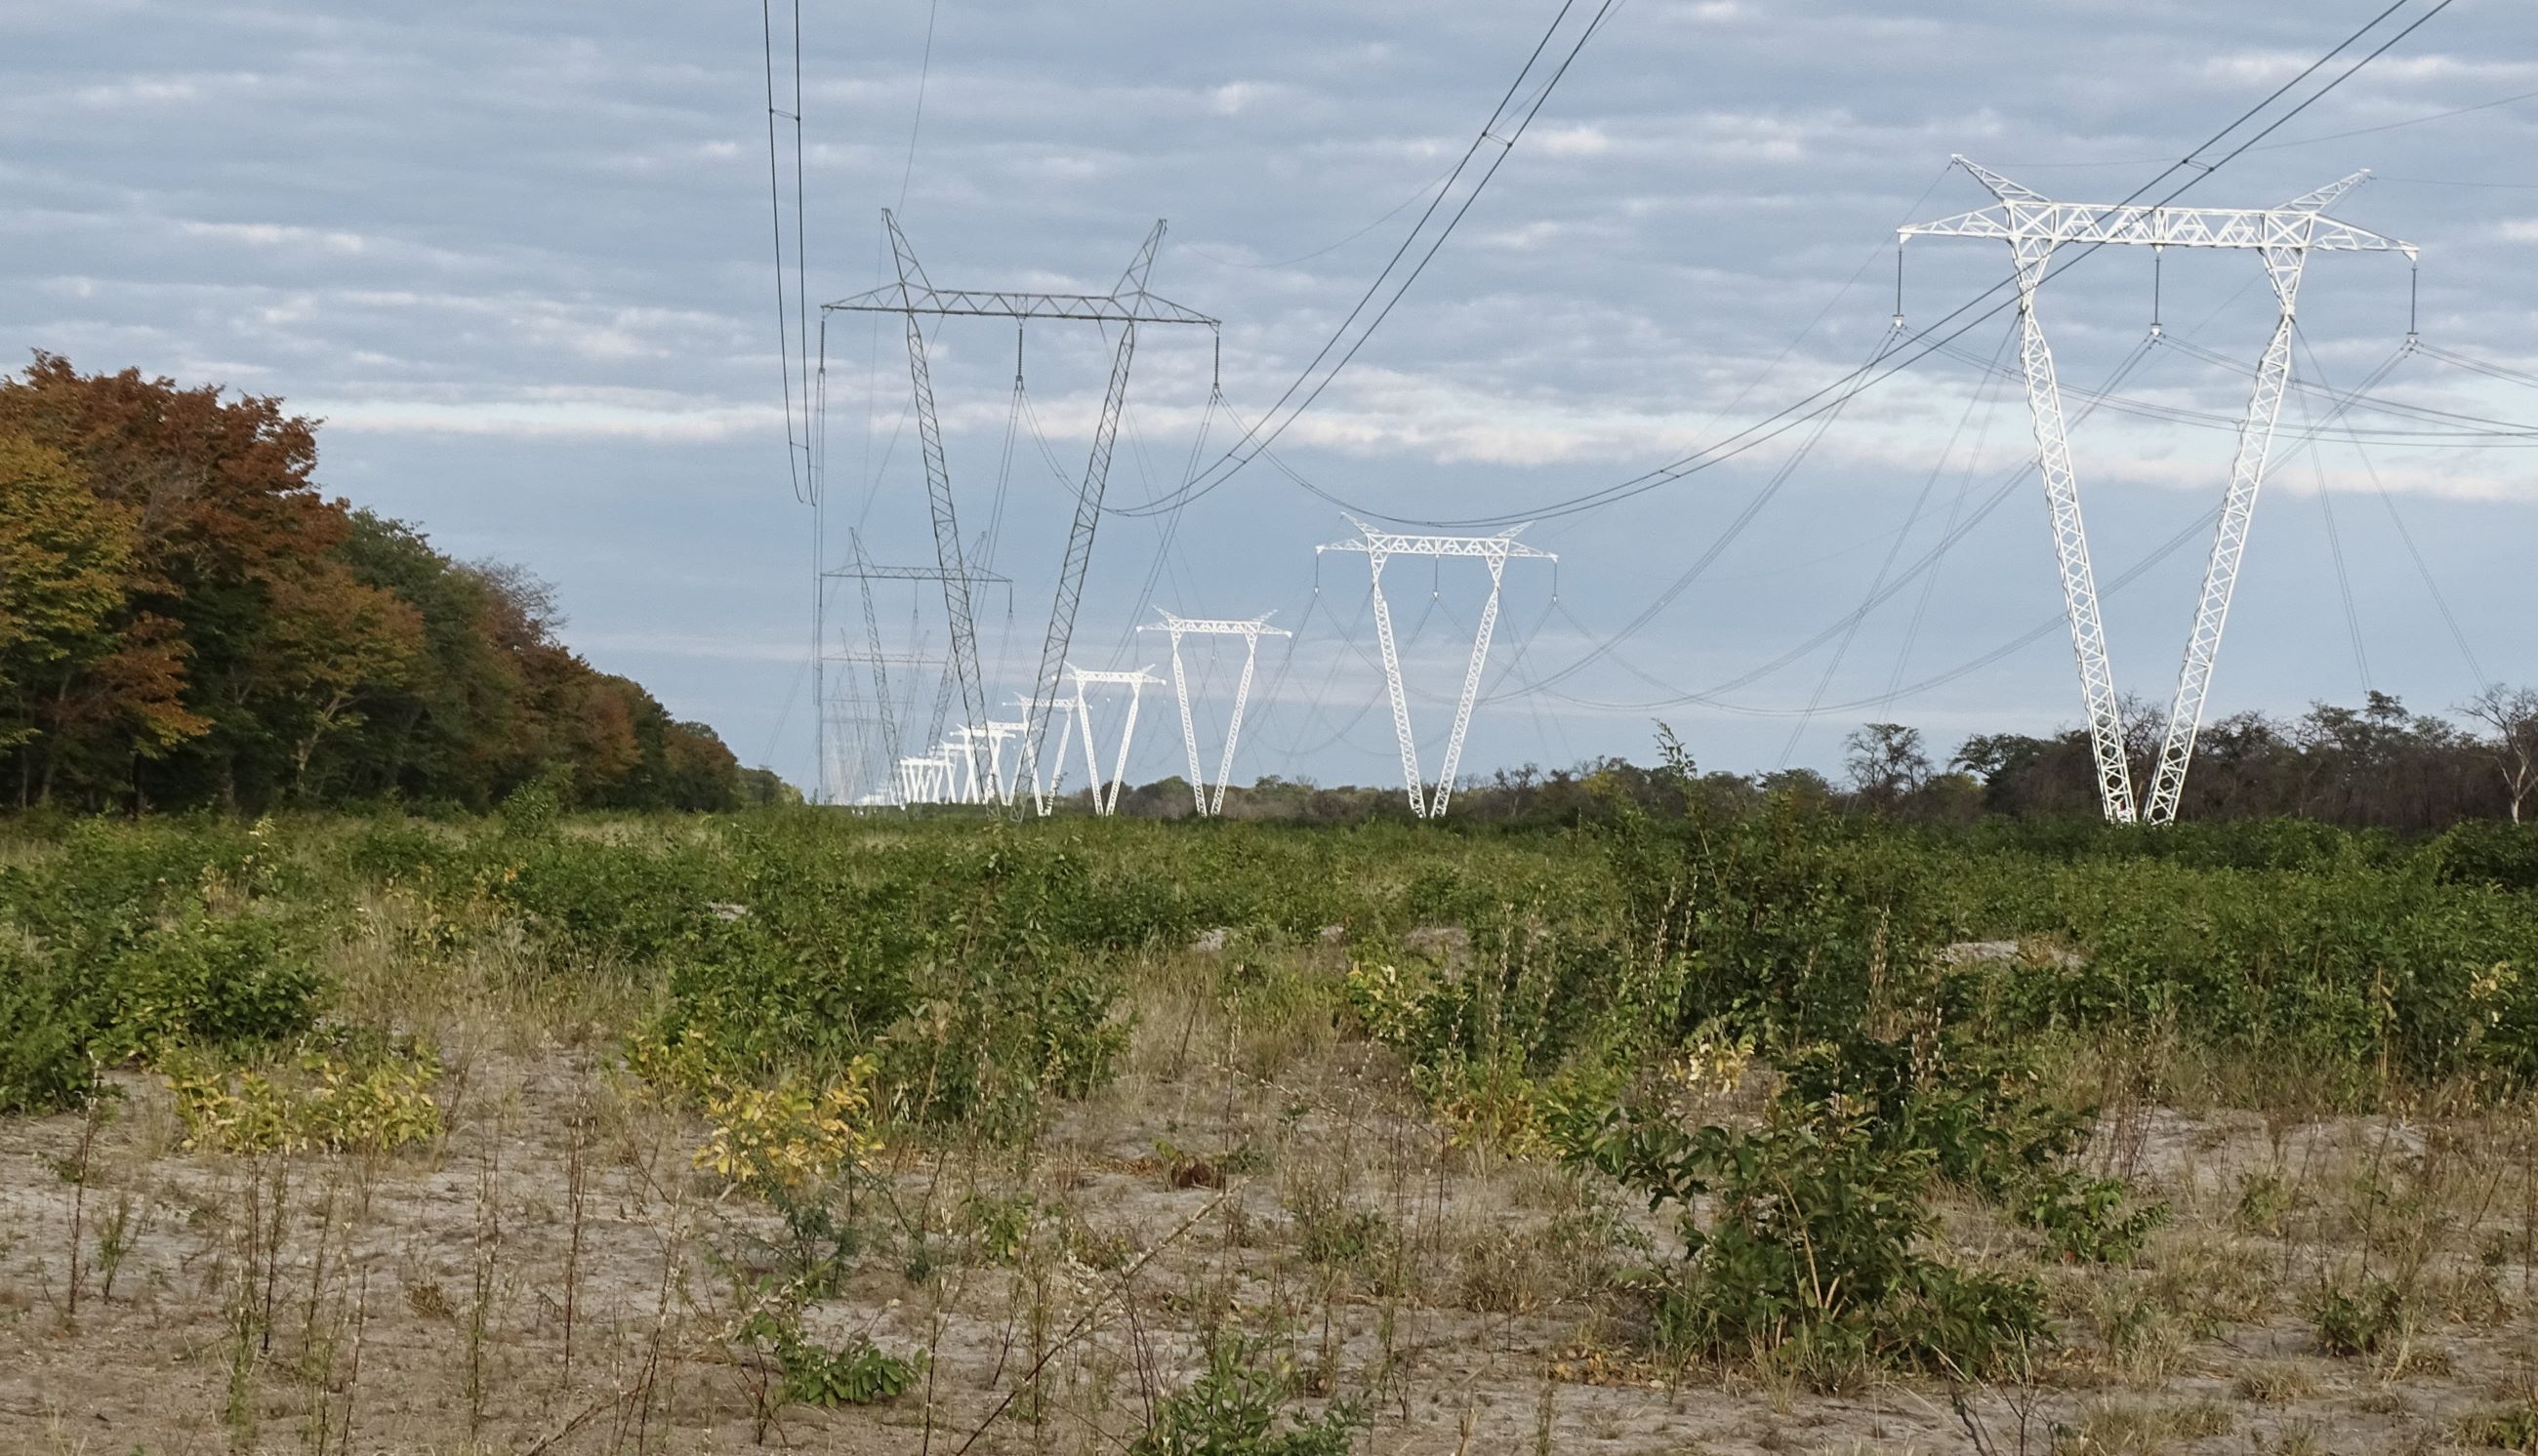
[1901,158,2413,824]
[1319,518,1553,818]
[1137,612,1291,817]
[1063,666,1161,817]
[826,214,1217,810]
[823,532,1007,805]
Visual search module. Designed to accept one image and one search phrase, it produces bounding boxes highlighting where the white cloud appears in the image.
[1534,124,1614,157]
[179,220,370,255]
[308,393,784,442]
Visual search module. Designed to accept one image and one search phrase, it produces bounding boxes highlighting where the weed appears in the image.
[2016,1171,2171,1265]
[2308,1273,2411,1356]
[1566,1097,2047,1379]
[739,1310,924,1408]
[1129,1331,1364,1456]
[693,1060,880,1196]
[2456,1400,2538,1452]
[165,1039,442,1154]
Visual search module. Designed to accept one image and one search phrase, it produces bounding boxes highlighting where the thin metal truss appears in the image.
[1901,157,2412,825]
[1317,518,1553,818]
[1136,612,1292,816]
[1064,666,1161,817]
[826,215,1217,818]
[824,534,1007,798]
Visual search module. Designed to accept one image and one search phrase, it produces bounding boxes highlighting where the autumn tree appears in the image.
[0,428,208,806]
[0,356,762,813]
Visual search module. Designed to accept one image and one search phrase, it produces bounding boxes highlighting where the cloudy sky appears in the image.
[6,0,2534,800]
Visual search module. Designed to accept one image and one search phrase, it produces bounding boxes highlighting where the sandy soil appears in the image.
[8,1012,2538,1454]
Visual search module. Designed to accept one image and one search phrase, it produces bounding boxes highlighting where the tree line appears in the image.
[0,355,783,814]
[1085,688,2538,834]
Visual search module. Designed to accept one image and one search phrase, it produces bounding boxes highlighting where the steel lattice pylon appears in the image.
[1063,666,1161,816]
[827,217,1217,818]
[1902,157,2413,824]
[1319,518,1553,819]
[1136,611,1292,816]
[823,533,1009,806]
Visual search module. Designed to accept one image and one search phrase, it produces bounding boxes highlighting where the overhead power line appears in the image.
[1207,0,2457,534]
[1112,0,1624,519]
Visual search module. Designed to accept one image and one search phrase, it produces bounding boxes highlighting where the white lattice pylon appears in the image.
[1901,158,2412,825]
[1135,612,1293,816]
[1064,666,1161,816]
[1318,518,1554,818]
[896,752,951,805]
[974,719,1031,806]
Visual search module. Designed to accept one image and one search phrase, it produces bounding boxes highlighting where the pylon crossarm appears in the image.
[1901,204,2410,255]
[823,562,1013,585]
[827,285,1217,328]
[1148,613,1296,637]
[1320,517,1557,563]
[1900,163,2411,257]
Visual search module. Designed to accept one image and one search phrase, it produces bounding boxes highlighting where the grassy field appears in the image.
[12,788,2538,1453]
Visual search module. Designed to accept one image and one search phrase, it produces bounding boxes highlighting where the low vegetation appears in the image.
[13,761,2538,1450]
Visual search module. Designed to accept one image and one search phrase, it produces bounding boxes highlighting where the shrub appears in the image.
[103,910,326,1056]
[1561,1098,2046,1379]
[693,1061,881,1196]
[2310,1274,2411,1356]
[765,1325,922,1407]
[164,1038,442,1154]
[1129,1332,1363,1456]
[2014,1171,2171,1264]
[0,939,96,1112]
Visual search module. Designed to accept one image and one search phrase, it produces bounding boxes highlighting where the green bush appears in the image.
[0,939,95,1112]
[1129,1332,1363,1456]
[1561,1098,2046,1379]
[102,910,325,1055]
[2310,1274,2410,1356]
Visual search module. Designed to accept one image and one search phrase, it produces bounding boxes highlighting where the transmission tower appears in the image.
[826,215,1217,809]
[829,647,942,806]
[1063,666,1161,817]
[1136,612,1292,817]
[822,534,1008,804]
[1319,518,1553,818]
[1901,157,2412,824]
[969,717,1032,807]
